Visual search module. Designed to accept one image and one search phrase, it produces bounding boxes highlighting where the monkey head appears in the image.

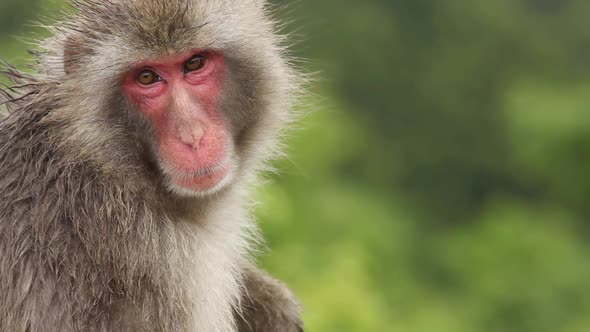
[46,0,297,198]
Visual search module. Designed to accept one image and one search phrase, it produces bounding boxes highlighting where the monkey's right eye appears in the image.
[137,70,160,85]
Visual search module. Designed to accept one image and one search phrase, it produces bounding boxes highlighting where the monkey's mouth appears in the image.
[157,135,238,196]
[172,165,229,188]
[163,156,236,196]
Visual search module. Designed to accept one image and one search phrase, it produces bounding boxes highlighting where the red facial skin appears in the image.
[121,51,232,193]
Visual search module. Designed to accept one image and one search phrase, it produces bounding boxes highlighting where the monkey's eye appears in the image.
[184,54,207,73]
[137,70,160,85]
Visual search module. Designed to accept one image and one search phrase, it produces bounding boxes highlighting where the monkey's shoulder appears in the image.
[237,267,304,332]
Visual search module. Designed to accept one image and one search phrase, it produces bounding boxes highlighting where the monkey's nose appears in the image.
[177,125,205,150]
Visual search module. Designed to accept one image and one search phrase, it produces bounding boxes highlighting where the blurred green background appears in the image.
[3,0,590,331]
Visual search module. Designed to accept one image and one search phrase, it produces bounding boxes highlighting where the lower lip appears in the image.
[170,164,231,192]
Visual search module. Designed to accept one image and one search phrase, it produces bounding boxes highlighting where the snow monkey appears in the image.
[0,0,303,331]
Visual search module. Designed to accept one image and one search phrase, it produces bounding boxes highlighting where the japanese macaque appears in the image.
[0,0,303,331]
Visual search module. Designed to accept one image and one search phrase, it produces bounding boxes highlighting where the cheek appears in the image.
[192,71,224,117]
[123,95,170,130]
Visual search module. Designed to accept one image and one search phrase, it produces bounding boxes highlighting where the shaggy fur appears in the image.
[0,0,302,331]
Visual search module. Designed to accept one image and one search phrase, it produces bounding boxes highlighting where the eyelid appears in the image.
[184,55,206,72]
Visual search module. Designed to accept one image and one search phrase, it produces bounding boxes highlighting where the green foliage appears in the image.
[3,0,590,331]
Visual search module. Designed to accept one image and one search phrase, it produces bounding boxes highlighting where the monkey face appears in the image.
[121,51,237,197]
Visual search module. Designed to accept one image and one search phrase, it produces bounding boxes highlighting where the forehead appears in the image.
[53,0,273,84]
[80,0,264,55]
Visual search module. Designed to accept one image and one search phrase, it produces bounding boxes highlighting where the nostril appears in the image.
[178,125,205,150]
[181,141,198,151]
[192,129,205,147]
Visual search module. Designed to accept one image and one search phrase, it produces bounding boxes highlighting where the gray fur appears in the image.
[0,0,302,331]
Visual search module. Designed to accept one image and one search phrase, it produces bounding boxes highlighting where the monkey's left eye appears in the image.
[184,54,207,73]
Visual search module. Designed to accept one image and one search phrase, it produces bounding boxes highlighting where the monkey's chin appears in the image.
[165,162,236,198]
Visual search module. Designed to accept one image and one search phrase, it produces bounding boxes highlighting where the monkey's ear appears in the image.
[63,36,90,75]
